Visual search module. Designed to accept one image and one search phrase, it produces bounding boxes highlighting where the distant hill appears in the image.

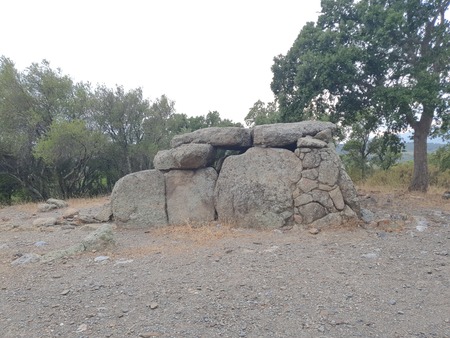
[336,142,447,163]
[400,142,447,162]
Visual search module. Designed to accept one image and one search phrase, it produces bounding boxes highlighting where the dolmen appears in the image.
[111,121,360,230]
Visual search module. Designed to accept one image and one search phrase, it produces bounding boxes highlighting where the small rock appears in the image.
[389,299,397,305]
[11,253,40,265]
[37,203,57,212]
[33,217,57,227]
[309,228,320,235]
[94,204,113,222]
[81,224,115,251]
[61,289,70,295]
[75,323,87,333]
[361,252,378,259]
[47,198,69,208]
[63,208,79,219]
[360,208,375,223]
[34,241,48,247]
[149,302,158,309]
[94,256,110,263]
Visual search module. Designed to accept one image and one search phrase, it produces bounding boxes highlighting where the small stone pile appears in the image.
[111,121,361,230]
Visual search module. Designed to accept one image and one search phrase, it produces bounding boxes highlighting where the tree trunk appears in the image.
[408,110,433,192]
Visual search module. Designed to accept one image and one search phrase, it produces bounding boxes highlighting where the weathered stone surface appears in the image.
[302,168,319,180]
[111,170,167,228]
[47,198,68,208]
[310,190,335,210]
[297,137,327,148]
[329,187,345,211]
[215,147,302,228]
[94,204,113,222]
[337,164,361,216]
[170,127,252,149]
[253,121,336,147]
[314,128,333,143]
[361,208,375,223]
[294,194,313,207]
[165,168,218,224]
[298,177,318,193]
[297,202,328,224]
[11,253,41,265]
[33,217,57,227]
[154,144,215,170]
[302,150,321,168]
[318,149,340,186]
[310,213,342,229]
[81,224,115,251]
[37,203,57,212]
[63,208,79,219]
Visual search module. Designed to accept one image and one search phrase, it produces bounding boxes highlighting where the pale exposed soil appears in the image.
[0,190,449,338]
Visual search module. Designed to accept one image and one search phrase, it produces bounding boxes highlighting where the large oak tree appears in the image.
[272,0,450,191]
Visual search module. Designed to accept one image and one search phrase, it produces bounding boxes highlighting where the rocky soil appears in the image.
[0,190,449,338]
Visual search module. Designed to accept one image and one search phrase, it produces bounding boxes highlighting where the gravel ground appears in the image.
[0,190,449,338]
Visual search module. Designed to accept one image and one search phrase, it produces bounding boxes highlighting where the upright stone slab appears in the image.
[253,121,336,147]
[215,147,302,228]
[165,168,218,224]
[170,127,252,149]
[111,170,167,228]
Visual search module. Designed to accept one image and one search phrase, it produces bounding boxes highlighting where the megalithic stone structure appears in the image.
[111,121,360,229]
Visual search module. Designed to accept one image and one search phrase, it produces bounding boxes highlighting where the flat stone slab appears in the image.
[253,121,336,147]
[154,144,215,170]
[170,127,252,149]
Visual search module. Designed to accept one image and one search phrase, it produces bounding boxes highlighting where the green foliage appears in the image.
[245,100,279,127]
[34,120,108,198]
[0,56,243,203]
[272,0,450,191]
[341,115,404,181]
[429,144,450,172]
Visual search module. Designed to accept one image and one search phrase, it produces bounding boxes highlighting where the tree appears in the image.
[369,132,404,171]
[92,85,151,175]
[0,57,79,200]
[272,0,450,191]
[245,100,279,127]
[34,120,108,198]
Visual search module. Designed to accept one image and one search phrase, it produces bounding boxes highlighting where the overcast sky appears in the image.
[1,0,321,123]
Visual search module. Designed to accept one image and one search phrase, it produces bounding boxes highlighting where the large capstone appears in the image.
[154,144,215,170]
[253,121,336,147]
[171,127,252,149]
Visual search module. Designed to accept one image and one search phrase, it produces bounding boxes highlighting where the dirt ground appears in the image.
[0,189,449,338]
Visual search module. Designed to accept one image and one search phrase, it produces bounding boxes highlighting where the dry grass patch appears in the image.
[113,222,260,257]
[66,195,110,209]
[152,221,244,245]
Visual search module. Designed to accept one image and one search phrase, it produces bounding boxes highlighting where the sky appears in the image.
[1,0,322,124]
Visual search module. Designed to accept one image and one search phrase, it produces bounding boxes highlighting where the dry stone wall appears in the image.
[111,121,361,229]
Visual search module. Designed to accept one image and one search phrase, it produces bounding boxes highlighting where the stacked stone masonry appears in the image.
[111,121,361,229]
